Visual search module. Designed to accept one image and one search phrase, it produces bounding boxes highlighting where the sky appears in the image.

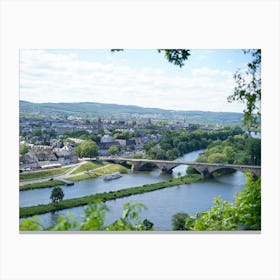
[20,49,253,112]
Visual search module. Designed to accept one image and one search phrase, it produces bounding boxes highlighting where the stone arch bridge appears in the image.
[98,157,261,178]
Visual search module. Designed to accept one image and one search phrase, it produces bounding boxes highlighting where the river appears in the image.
[20,149,246,230]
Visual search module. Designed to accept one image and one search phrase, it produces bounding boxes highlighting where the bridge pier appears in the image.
[160,167,173,174]
[131,163,143,172]
[202,169,213,179]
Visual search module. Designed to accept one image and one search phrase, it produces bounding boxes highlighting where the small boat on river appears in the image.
[104,172,122,181]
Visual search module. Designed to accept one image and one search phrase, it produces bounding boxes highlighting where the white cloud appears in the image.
[20,50,243,112]
[191,67,232,78]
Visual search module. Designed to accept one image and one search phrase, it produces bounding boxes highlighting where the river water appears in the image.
[20,149,246,230]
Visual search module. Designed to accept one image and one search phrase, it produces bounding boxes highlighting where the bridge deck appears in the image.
[98,157,261,170]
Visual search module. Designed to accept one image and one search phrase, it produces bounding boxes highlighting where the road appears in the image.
[19,161,85,187]
[19,161,115,187]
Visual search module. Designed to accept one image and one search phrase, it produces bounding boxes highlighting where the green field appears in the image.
[20,166,71,181]
[20,180,65,191]
[70,161,108,175]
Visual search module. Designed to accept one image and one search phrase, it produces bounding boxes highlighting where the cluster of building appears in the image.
[19,115,166,171]
[19,114,221,171]
[19,145,78,171]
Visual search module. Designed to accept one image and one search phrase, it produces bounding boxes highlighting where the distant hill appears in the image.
[19,100,243,125]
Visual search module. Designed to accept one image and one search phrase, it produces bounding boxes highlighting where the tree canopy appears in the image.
[20,144,29,155]
[75,140,98,158]
[228,49,261,127]
[112,49,191,68]
[50,187,64,203]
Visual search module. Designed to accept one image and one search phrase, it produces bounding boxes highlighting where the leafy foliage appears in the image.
[145,127,243,161]
[196,133,260,166]
[20,201,154,231]
[108,145,120,155]
[158,49,191,67]
[63,130,101,143]
[20,216,42,231]
[228,50,261,126]
[80,202,109,230]
[19,144,29,155]
[51,213,78,231]
[184,175,261,230]
[172,212,189,230]
[111,49,191,68]
[106,202,149,230]
[75,140,98,158]
[50,187,64,203]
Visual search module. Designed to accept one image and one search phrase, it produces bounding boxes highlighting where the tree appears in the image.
[112,49,191,68]
[143,219,153,230]
[108,145,119,155]
[166,148,180,160]
[49,129,57,138]
[20,144,29,155]
[246,138,261,165]
[76,140,98,158]
[228,50,261,126]
[50,187,64,203]
[31,128,43,137]
[157,49,191,67]
[223,146,236,164]
[172,212,189,230]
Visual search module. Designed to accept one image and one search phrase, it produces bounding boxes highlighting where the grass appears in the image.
[68,172,98,182]
[93,164,127,176]
[70,161,108,175]
[20,166,71,181]
[20,180,65,191]
[68,164,128,182]
[20,174,202,218]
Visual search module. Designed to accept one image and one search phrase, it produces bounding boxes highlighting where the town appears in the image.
[19,113,225,172]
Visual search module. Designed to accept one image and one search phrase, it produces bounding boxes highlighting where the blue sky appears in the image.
[20,49,254,112]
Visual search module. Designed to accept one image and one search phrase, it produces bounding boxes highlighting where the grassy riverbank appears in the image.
[20,180,65,191]
[20,174,202,218]
[68,164,127,182]
[19,163,128,190]
[20,166,71,181]
[70,161,108,175]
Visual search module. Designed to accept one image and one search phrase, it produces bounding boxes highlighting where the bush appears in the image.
[172,212,189,230]
[184,175,261,231]
[20,201,154,231]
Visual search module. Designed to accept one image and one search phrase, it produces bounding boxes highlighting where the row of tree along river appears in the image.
[20,149,246,230]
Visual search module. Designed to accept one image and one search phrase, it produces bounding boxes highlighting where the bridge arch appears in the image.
[134,162,159,171]
[191,165,260,178]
